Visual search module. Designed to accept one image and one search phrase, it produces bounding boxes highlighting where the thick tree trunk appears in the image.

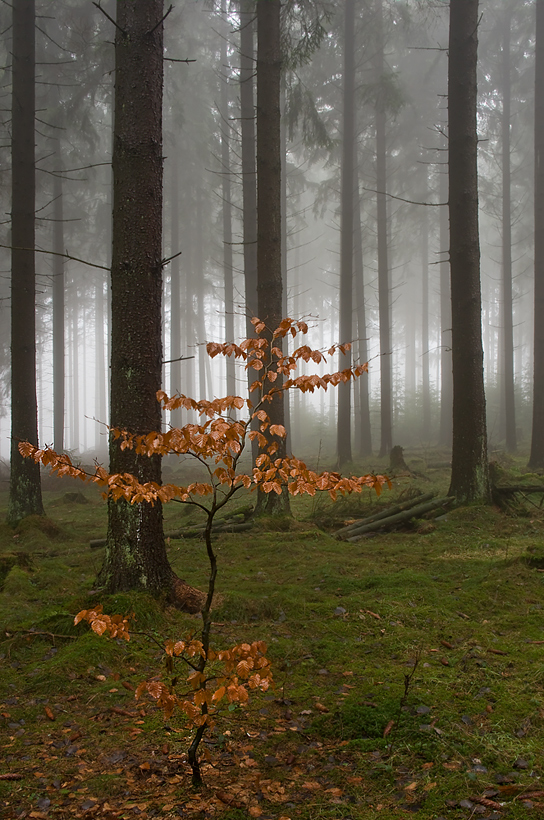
[530,0,544,470]
[98,0,175,595]
[255,0,289,515]
[8,0,44,525]
[447,0,490,503]
[501,11,516,453]
[338,0,355,467]
[375,0,392,458]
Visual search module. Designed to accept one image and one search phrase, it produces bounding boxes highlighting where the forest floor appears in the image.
[1,450,544,820]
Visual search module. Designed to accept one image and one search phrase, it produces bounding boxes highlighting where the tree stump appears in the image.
[390,445,409,472]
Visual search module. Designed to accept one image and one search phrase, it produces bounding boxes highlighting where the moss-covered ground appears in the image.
[1,452,544,819]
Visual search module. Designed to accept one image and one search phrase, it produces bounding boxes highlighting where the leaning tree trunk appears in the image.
[8,0,44,525]
[529,0,544,470]
[255,0,290,514]
[98,1,177,596]
[447,0,491,503]
[337,0,355,467]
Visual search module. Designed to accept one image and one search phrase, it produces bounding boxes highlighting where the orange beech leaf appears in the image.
[269,424,286,438]
[212,685,226,704]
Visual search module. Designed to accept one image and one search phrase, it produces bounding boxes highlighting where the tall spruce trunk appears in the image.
[421,173,431,439]
[99,0,174,594]
[375,0,392,458]
[447,0,490,502]
[354,174,372,457]
[8,0,44,525]
[221,2,236,402]
[255,0,289,514]
[501,11,516,453]
[338,0,355,467]
[530,0,544,469]
[239,0,259,463]
[52,137,65,454]
[438,164,453,448]
[169,160,183,430]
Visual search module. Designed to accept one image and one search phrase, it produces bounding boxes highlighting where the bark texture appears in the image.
[98,1,174,595]
[255,0,289,514]
[447,0,490,503]
[8,0,44,525]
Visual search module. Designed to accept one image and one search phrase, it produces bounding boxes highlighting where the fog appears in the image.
[0,0,536,467]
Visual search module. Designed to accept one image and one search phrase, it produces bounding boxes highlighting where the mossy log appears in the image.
[334,492,435,539]
[339,496,454,541]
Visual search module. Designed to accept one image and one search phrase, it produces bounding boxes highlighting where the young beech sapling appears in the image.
[20,317,389,785]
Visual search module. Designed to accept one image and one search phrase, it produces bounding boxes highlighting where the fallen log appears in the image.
[335,492,435,539]
[493,485,544,496]
[343,496,455,541]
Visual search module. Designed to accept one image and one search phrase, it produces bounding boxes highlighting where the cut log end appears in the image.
[170,576,206,614]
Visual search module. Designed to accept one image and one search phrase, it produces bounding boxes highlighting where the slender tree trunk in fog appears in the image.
[256,0,289,514]
[70,295,79,450]
[354,174,372,457]
[240,0,259,461]
[169,160,183,428]
[448,0,490,503]
[530,0,544,470]
[52,138,65,453]
[94,273,107,456]
[280,85,292,451]
[184,184,195,419]
[240,0,258,329]
[501,11,516,453]
[196,193,207,401]
[221,2,236,402]
[438,165,452,448]
[338,0,355,466]
[99,0,176,596]
[421,175,431,439]
[375,0,392,458]
[8,0,44,525]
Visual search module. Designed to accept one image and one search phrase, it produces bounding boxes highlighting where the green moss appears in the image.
[2,565,36,596]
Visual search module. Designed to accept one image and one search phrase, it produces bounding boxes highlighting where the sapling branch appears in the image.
[21,317,386,787]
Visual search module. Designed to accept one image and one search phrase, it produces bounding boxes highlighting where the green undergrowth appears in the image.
[1,454,544,818]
